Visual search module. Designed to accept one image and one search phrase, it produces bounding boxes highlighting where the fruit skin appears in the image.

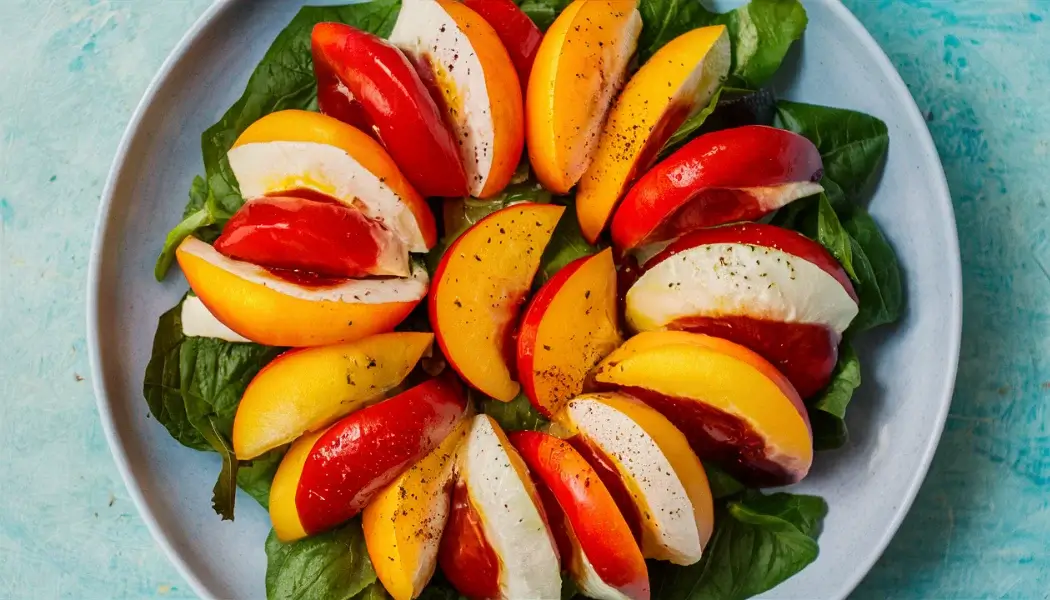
[591,331,813,487]
[517,249,622,418]
[269,375,467,541]
[176,237,426,348]
[462,0,542,94]
[630,223,858,397]
[214,195,408,278]
[527,0,642,194]
[439,479,502,600]
[311,22,468,198]
[232,332,434,460]
[510,430,650,600]
[576,25,730,244]
[611,126,825,249]
[430,203,565,401]
[364,417,471,600]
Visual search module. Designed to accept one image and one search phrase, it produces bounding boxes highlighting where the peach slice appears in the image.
[364,417,471,600]
[625,223,859,397]
[269,376,467,541]
[390,0,524,198]
[227,109,436,251]
[517,249,621,417]
[592,331,813,487]
[430,203,564,401]
[176,237,427,347]
[527,0,642,194]
[439,416,562,600]
[575,26,730,243]
[511,430,649,600]
[555,393,714,565]
[232,332,434,460]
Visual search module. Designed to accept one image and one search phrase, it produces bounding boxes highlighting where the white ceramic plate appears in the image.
[87,1,962,598]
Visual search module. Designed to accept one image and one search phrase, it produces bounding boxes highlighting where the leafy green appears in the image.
[663,88,724,154]
[265,520,379,600]
[815,193,856,281]
[704,463,746,499]
[712,0,808,89]
[649,492,827,600]
[143,302,209,451]
[843,208,904,333]
[537,201,603,284]
[516,0,573,30]
[663,87,779,156]
[476,391,549,432]
[637,0,719,63]
[806,343,860,450]
[237,449,287,509]
[155,0,404,279]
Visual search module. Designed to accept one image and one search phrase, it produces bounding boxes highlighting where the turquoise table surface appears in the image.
[0,0,1046,598]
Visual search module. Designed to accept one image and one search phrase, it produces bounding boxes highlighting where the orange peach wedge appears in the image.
[364,417,472,600]
[430,203,564,401]
[390,0,524,198]
[555,392,714,565]
[527,0,642,194]
[228,109,435,251]
[592,331,813,487]
[176,237,427,347]
[517,249,621,417]
[576,26,730,243]
[232,332,434,460]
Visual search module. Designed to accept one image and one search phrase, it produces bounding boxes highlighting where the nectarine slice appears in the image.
[228,109,435,251]
[176,237,427,347]
[269,376,467,541]
[576,25,730,243]
[517,249,622,417]
[511,430,649,600]
[556,393,714,565]
[364,417,471,600]
[439,416,562,600]
[592,331,813,487]
[232,332,434,460]
[430,203,565,401]
[527,0,642,194]
[390,0,524,198]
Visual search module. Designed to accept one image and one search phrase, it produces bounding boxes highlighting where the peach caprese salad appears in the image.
[145,1,903,599]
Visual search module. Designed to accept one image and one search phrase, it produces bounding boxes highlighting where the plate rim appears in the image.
[85,1,963,599]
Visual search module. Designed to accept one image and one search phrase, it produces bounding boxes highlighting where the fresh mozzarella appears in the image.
[460,416,562,600]
[227,141,429,252]
[180,295,250,342]
[179,237,428,304]
[389,0,495,196]
[627,242,859,334]
[566,397,702,565]
[738,181,824,212]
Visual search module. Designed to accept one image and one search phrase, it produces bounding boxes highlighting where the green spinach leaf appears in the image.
[815,193,856,281]
[537,201,603,284]
[843,209,904,332]
[516,0,573,31]
[704,463,746,500]
[476,391,549,433]
[265,520,379,600]
[143,302,209,451]
[805,342,860,451]
[237,449,287,509]
[712,0,807,89]
[637,0,718,64]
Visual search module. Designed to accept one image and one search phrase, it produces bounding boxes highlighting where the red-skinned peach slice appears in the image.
[527,1,642,194]
[232,332,433,460]
[439,416,561,600]
[228,109,436,251]
[390,0,524,198]
[612,126,825,249]
[517,249,622,417]
[626,223,859,397]
[269,376,467,541]
[311,23,468,198]
[176,237,427,347]
[511,430,649,600]
[576,26,730,244]
[214,195,408,278]
[555,393,714,565]
[364,417,471,600]
[592,331,813,487]
[430,203,564,401]
[462,0,542,94]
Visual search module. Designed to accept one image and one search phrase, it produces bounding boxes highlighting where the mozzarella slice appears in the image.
[180,295,250,342]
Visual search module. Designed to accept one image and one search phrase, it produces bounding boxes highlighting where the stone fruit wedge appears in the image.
[232,332,434,460]
[576,25,730,243]
[555,392,714,565]
[268,376,467,541]
[592,331,813,487]
[517,248,622,418]
[430,203,564,401]
[625,222,859,397]
[438,415,562,600]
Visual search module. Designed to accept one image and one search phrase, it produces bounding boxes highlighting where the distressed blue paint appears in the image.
[0,0,1045,598]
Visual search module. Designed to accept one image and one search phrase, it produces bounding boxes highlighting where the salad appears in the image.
[143,0,903,599]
